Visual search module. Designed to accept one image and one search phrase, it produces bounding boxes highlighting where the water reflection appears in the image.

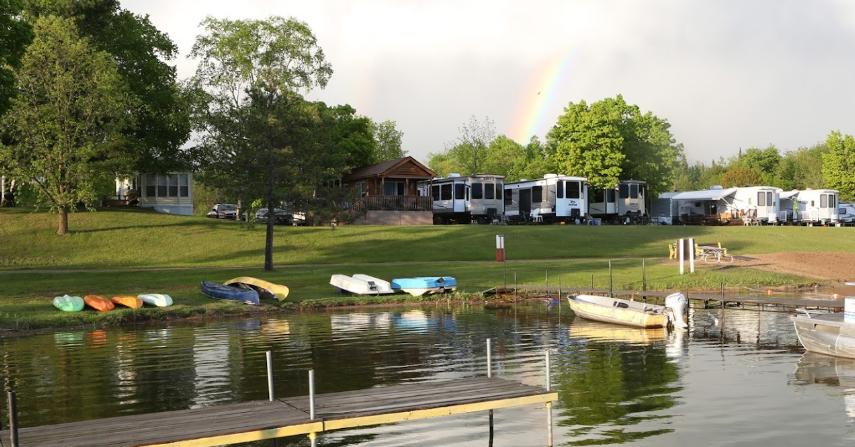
[793,353,855,419]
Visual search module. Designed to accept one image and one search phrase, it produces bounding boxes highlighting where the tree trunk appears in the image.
[57,206,69,235]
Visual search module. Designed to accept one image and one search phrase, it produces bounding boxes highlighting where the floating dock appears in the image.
[0,377,557,447]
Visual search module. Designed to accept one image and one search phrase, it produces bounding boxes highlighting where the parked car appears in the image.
[207,203,238,219]
[255,208,292,225]
[839,203,855,225]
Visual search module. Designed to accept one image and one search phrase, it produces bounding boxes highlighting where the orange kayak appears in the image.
[84,295,115,312]
[111,295,143,309]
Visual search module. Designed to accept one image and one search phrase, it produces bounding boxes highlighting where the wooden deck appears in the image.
[0,377,556,447]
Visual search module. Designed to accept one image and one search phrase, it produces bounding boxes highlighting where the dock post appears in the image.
[308,369,315,420]
[7,390,19,447]
[266,350,274,401]
[642,258,647,294]
[608,260,613,297]
[545,350,553,447]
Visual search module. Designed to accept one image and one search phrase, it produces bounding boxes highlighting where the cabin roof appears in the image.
[343,157,435,182]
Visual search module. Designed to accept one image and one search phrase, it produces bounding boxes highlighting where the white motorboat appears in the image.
[330,274,395,295]
[793,297,855,359]
[567,293,688,329]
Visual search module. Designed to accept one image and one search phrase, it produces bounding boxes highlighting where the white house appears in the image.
[115,172,194,216]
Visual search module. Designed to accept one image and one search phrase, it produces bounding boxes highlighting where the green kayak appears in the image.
[53,295,84,312]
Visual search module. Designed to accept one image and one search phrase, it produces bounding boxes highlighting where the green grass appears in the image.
[1,208,853,269]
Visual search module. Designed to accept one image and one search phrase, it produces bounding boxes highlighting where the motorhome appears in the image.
[729,186,780,224]
[503,174,588,223]
[428,174,505,224]
[793,189,839,225]
[589,180,648,223]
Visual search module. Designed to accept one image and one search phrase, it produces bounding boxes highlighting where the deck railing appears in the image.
[356,195,432,211]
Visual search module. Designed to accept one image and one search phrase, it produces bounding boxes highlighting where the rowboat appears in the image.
[200,281,260,305]
[391,277,457,296]
[566,293,688,329]
[330,274,395,295]
[138,293,173,307]
[52,295,84,312]
[83,295,115,312]
[224,276,290,301]
[792,312,855,359]
[111,295,143,309]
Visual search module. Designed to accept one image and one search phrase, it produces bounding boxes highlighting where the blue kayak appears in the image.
[391,277,457,296]
[200,281,260,305]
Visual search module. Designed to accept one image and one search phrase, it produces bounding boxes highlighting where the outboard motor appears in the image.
[664,292,688,329]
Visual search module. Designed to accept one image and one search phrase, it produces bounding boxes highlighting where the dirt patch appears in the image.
[738,252,855,281]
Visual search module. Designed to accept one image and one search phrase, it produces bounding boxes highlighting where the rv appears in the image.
[658,187,737,225]
[793,189,839,225]
[589,180,648,223]
[777,190,799,223]
[504,174,588,223]
[729,186,780,224]
[429,174,505,224]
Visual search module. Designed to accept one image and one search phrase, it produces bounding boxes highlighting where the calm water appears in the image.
[1,303,854,446]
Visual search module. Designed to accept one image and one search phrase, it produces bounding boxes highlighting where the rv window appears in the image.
[496,185,502,200]
[441,184,451,200]
[821,194,828,208]
[567,181,580,199]
[532,186,543,203]
[454,184,465,200]
[607,189,616,202]
[504,189,512,205]
[431,185,440,201]
[592,189,604,202]
[758,192,766,206]
[619,184,629,199]
[629,184,638,199]
[830,194,837,209]
[485,183,495,199]
[557,181,564,199]
[472,182,483,199]
[766,191,773,206]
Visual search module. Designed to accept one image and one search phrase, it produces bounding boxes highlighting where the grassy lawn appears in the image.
[0,208,839,330]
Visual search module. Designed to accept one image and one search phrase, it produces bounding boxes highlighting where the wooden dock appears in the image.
[0,377,557,447]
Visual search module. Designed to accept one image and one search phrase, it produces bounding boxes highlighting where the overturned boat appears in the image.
[330,274,395,295]
[200,281,260,305]
[567,293,688,329]
[391,277,457,297]
[224,277,290,301]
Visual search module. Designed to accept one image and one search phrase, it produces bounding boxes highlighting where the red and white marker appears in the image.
[496,234,505,262]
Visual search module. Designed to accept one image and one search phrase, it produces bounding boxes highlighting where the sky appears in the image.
[123,0,855,164]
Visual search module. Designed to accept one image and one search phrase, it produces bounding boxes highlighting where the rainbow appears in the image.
[509,54,574,143]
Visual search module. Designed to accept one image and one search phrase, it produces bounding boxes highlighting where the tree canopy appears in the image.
[0,0,31,115]
[370,119,406,162]
[823,131,855,201]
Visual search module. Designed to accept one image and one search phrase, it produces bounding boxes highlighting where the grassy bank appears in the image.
[1,208,853,269]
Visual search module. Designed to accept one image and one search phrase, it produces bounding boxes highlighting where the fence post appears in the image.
[7,390,19,447]
[308,369,315,420]
[545,350,553,447]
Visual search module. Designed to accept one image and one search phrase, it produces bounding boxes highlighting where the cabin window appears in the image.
[454,183,465,200]
[472,182,483,199]
[485,183,495,199]
[629,184,638,199]
[821,194,828,208]
[619,184,629,199]
[431,185,440,201]
[758,192,766,206]
[145,174,156,197]
[607,189,616,203]
[504,189,512,205]
[532,186,543,203]
[441,184,451,200]
[567,181,580,199]
[496,185,502,200]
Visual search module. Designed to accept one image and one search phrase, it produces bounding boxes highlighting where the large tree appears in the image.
[191,16,332,271]
[0,15,128,234]
[370,119,405,162]
[823,131,855,201]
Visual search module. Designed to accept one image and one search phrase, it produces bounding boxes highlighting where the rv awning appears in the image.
[779,190,799,199]
[670,188,737,201]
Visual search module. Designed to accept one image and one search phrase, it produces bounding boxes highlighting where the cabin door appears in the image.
[519,189,532,218]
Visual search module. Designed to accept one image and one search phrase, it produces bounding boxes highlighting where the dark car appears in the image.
[255,208,292,225]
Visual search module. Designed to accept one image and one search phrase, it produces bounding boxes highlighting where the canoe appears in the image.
[84,295,115,312]
[330,274,395,295]
[138,293,173,307]
[567,293,688,329]
[390,277,457,296]
[200,281,260,305]
[111,295,143,309]
[52,295,84,312]
[224,276,290,301]
[793,312,855,359]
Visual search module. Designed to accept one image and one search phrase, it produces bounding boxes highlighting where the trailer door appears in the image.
[519,188,532,218]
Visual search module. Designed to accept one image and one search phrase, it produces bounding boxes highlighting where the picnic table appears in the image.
[697,244,733,263]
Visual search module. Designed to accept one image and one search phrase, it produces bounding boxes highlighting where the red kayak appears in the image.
[84,295,115,312]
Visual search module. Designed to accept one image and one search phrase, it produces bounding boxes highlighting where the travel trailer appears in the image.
[793,189,839,225]
[729,186,780,224]
[656,187,737,224]
[504,174,588,223]
[589,180,648,223]
[429,174,505,224]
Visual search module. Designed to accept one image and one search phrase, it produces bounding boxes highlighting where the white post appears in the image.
[678,238,685,275]
[486,338,492,378]
[1,175,5,207]
[688,237,695,273]
[266,350,274,401]
[545,350,553,447]
[308,369,315,420]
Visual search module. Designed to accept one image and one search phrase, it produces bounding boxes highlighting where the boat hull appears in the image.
[84,295,115,312]
[200,281,260,305]
[224,277,290,301]
[330,274,395,295]
[391,277,457,296]
[793,314,855,359]
[52,295,84,312]
[111,295,143,309]
[568,295,668,328]
[138,294,173,307]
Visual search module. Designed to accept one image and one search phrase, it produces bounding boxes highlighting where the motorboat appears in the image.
[391,277,457,296]
[567,293,688,329]
[330,274,395,295]
[793,312,855,359]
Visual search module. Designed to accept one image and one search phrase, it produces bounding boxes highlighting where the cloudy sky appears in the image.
[123,0,855,164]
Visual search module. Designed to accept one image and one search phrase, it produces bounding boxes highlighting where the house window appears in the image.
[383,181,404,196]
[157,175,167,197]
[567,182,580,199]
[629,184,638,199]
[532,186,543,203]
[557,181,564,199]
[168,175,179,197]
[454,183,465,200]
[441,184,452,200]
[145,174,156,197]
[619,184,629,199]
[179,174,189,197]
[504,189,512,205]
[485,183,494,200]
[472,182,483,199]
[432,185,440,201]
[758,191,766,206]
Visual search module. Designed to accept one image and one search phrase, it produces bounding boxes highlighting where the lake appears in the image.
[1,302,853,446]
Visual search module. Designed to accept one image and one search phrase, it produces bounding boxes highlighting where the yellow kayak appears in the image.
[224,277,289,301]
